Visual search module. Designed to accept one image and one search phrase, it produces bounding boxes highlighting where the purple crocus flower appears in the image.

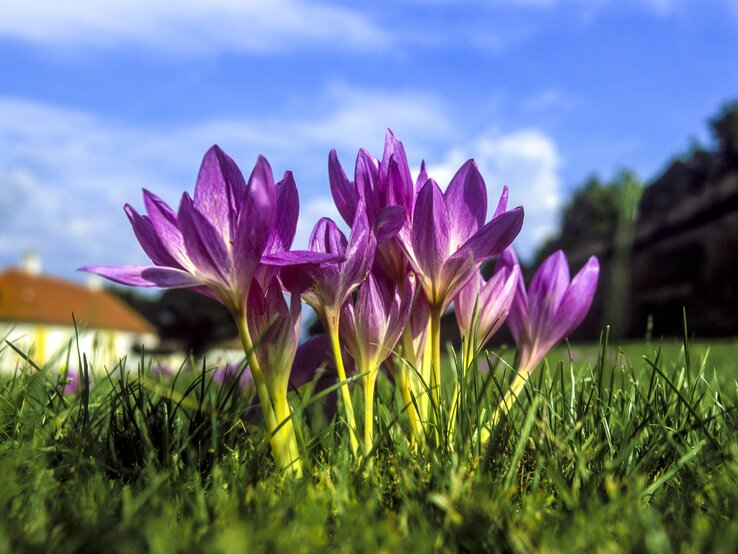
[394,159,524,413]
[340,273,415,378]
[62,367,79,395]
[454,263,521,358]
[152,363,174,379]
[449,263,519,435]
[212,362,252,389]
[280,202,376,454]
[246,276,302,395]
[329,130,413,282]
[80,146,325,475]
[397,168,524,311]
[80,145,335,316]
[339,273,415,450]
[499,248,600,376]
[281,201,376,322]
[245,275,303,472]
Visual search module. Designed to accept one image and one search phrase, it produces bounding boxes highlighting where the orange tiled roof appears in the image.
[0,268,154,334]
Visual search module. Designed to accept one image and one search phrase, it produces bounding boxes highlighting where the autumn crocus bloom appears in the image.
[492,248,599,423]
[81,146,333,474]
[454,264,521,366]
[397,159,524,409]
[329,130,413,282]
[448,263,520,435]
[81,146,333,310]
[340,274,414,451]
[246,276,302,472]
[281,202,376,454]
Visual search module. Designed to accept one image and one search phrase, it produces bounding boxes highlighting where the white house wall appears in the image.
[0,323,157,376]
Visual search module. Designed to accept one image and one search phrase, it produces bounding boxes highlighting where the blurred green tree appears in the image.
[533,174,623,267]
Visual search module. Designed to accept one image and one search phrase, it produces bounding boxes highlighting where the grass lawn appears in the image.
[0,335,737,553]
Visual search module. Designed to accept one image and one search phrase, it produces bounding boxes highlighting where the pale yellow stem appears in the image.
[272,389,303,477]
[419,321,433,421]
[363,368,378,454]
[398,329,423,446]
[237,316,302,475]
[479,371,529,444]
[325,314,360,455]
[430,305,443,413]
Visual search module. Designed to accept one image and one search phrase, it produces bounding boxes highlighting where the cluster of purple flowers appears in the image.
[82,131,599,473]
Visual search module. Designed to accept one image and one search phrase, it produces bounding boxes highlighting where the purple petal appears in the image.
[329,149,358,226]
[477,265,519,344]
[355,274,388,360]
[124,204,180,268]
[492,185,509,218]
[497,248,528,345]
[290,335,331,389]
[178,193,231,282]
[261,250,344,266]
[444,159,487,247]
[415,160,429,191]
[380,130,412,189]
[262,171,299,255]
[339,296,361,366]
[438,250,478,309]
[234,156,276,285]
[411,180,451,285]
[454,270,482,338]
[79,265,202,288]
[381,130,414,212]
[528,250,571,339]
[453,206,524,263]
[309,218,347,255]
[279,264,319,298]
[247,278,267,326]
[339,200,377,306]
[143,190,190,268]
[374,205,406,242]
[355,148,380,222]
[383,274,415,359]
[193,145,246,242]
[408,288,430,363]
[550,256,600,340]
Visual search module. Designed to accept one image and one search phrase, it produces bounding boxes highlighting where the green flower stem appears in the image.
[363,366,379,454]
[236,316,301,475]
[479,370,529,444]
[325,314,360,455]
[430,305,443,416]
[398,329,423,446]
[419,320,433,423]
[272,386,303,477]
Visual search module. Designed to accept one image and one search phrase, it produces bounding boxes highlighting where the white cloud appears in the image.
[0,86,452,278]
[0,87,563,278]
[0,0,387,53]
[425,129,562,260]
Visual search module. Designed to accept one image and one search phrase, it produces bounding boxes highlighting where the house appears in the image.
[0,253,157,374]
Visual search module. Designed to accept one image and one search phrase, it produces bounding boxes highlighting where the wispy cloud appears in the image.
[0,86,563,277]
[522,88,576,112]
[0,86,454,276]
[426,129,562,260]
[0,0,388,53]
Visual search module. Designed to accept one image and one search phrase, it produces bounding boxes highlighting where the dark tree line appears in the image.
[533,100,738,338]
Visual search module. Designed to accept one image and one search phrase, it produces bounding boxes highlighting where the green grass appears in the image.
[1,333,737,553]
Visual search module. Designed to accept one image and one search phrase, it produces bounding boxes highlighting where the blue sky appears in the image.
[1,0,737,281]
